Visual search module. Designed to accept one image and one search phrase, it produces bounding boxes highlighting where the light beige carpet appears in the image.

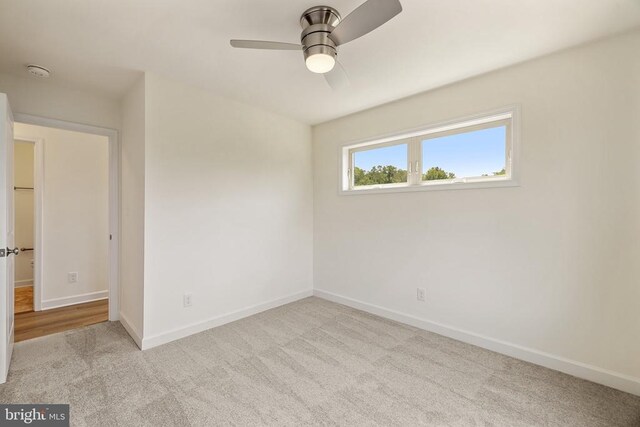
[1,297,639,426]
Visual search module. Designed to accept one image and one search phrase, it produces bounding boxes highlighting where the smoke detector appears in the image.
[26,64,51,78]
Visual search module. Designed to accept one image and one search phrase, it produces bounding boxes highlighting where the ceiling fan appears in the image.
[230,0,403,89]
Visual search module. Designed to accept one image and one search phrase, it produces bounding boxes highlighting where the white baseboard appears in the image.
[119,312,143,349]
[41,290,108,310]
[141,289,313,350]
[313,289,640,397]
[14,280,33,288]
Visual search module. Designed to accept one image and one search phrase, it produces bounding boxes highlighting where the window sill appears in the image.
[340,178,519,196]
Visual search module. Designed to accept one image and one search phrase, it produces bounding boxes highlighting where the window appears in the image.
[341,108,518,194]
[421,124,507,183]
[352,141,408,188]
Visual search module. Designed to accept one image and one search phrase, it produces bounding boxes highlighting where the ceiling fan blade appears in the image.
[230,40,302,50]
[329,0,402,46]
[324,61,350,91]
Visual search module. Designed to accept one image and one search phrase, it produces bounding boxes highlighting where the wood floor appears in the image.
[13,286,108,342]
[15,286,34,314]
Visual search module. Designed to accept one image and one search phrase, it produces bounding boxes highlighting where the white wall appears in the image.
[14,123,110,308]
[0,72,121,130]
[313,29,640,391]
[13,142,34,285]
[141,73,313,346]
[119,76,146,345]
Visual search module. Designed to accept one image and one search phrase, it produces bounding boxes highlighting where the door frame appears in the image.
[12,137,44,311]
[14,114,120,321]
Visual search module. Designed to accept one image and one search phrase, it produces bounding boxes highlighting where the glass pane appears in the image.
[422,126,507,181]
[353,143,408,187]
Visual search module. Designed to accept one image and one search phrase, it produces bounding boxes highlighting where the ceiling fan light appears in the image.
[305,53,336,74]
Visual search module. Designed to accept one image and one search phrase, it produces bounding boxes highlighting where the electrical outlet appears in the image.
[416,288,426,302]
[183,293,193,308]
[68,272,78,284]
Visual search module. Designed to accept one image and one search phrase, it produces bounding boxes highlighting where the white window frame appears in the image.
[349,137,412,190]
[339,106,520,195]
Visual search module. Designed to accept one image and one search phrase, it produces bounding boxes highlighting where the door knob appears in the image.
[6,247,19,256]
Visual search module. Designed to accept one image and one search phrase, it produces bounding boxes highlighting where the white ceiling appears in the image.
[0,0,639,124]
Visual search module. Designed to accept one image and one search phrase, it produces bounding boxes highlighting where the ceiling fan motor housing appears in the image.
[300,6,342,63]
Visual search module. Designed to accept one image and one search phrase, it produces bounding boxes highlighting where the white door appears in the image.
[0,93,15,384]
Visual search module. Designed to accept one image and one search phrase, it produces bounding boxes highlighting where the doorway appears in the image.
[12,119,117,342]
[13,139,38,315]
[0,97,121,383]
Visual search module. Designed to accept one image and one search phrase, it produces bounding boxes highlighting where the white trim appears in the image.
[14,280,33,287]
[13,114,120,321]
[313,289,640,397]
[5,323,13,383]
[41,290,108,310]
[339,105,521,195]
[119,312,142,349]
[13,136,44,311]
[34,138,44,311]
[141,289,313,350]
[343,177,519,195]
[7,322,13,363]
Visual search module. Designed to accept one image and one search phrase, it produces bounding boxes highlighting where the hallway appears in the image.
[14,286,107,342]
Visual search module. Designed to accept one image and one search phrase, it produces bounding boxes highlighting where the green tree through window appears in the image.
[354,165,407,186]
[354,165,460,186]
[482,168,506,177]
[423,166,456,181]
